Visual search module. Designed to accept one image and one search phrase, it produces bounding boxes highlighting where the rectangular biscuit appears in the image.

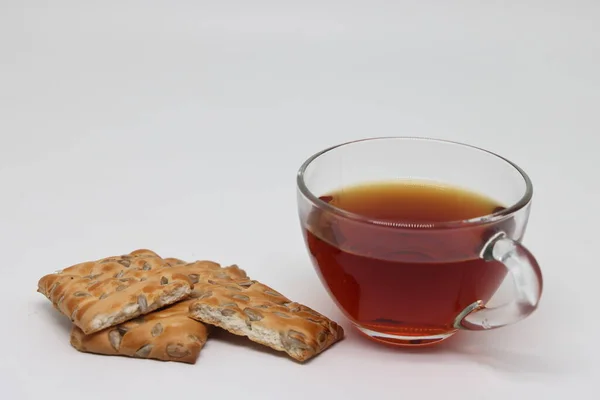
[68,260,248,363]
[70,299,209,364]
[188,273,344,362]
[37,249,206,334]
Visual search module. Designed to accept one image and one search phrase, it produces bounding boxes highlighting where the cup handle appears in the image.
[453,232,544,331]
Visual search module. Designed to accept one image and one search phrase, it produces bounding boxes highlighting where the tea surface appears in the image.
[324,180,500,224]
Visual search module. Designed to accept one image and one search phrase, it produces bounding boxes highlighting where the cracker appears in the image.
[188,274,344,362]
[70,299,209,364]
[37,249,197,334]
[68,260,247,363]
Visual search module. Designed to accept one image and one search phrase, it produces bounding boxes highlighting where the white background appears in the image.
[1,1,599,399]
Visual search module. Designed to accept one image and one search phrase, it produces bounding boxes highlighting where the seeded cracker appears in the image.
[68,260,248,363]
[188,274,345,362]
[37,249,198,334]
[70,299,209,363]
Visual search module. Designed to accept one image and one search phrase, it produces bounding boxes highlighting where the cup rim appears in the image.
[296,137,533,229]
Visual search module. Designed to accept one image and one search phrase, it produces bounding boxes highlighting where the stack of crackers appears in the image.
[37,249,344,363]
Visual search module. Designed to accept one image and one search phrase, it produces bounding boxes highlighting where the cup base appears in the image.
[355,325,456,347]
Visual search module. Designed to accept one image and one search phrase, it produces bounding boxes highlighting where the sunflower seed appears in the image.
[109,329,123,350]
[188,334,202,343]
[117,259,131,268]
[282,330,311,351]
[273,311,292,319]
[48,282,60,295]
[113,270,125,279]
[160,276,168,285]
[137,295,148,313]
[134,344,153,358]
[192,290,212,300]
[70,306,80,321]
[289,330,307,341]
[166,343,191,359]
[232,294,250,302]
[221,309,236,316]
[318,330,327,344]
[115,285,127,292]
[141,262,151,271]
[73,291,90,297]
[188,274,199,284]
[243,308,264,321]
[284,302,301,312]
[151,323,163,337]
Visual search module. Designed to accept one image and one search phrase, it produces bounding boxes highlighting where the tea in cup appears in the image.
[297,138,543,346]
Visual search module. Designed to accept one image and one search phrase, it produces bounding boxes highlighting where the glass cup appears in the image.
[296,137,543,346]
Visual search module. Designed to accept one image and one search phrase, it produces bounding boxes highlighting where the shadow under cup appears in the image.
[296,138,543,346]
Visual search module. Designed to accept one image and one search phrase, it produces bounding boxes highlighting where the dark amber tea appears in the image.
[299,138,543,347]
[304,180,509,344]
